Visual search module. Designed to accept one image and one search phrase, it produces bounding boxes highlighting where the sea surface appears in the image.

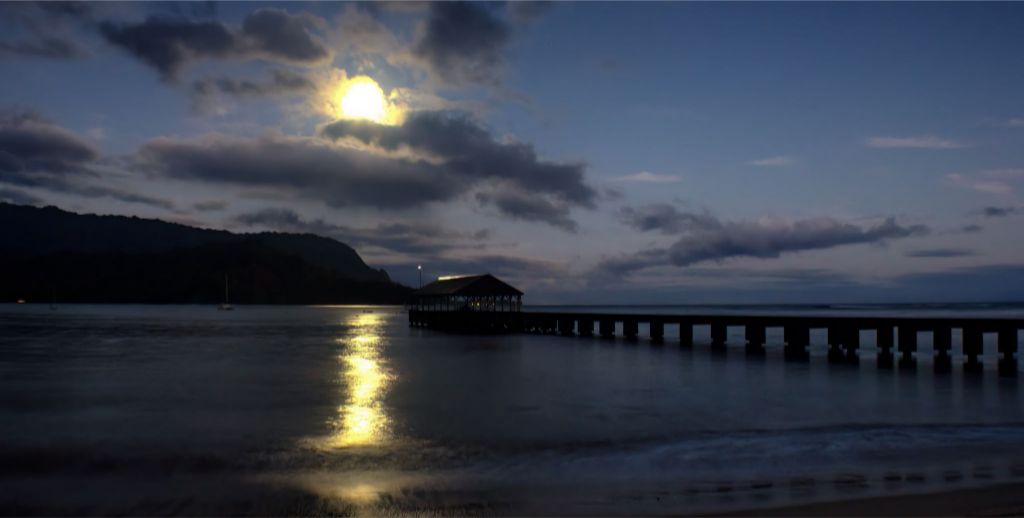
[2,303,1024,515]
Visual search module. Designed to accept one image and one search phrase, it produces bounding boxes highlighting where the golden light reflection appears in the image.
[326,311,394,448]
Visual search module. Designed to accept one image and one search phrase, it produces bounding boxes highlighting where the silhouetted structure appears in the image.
[409,274,523,332]
[411,274,522,311]
[411,297,1023,376]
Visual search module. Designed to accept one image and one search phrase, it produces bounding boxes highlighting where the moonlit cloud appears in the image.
[865,136,967,149]
[615,171,682,183]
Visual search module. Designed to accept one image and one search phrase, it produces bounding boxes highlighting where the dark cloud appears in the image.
[321,111,596,209]
[0,111,173,209]
[961,224,983,233]
[0,2,92,60]
[192,69,314,98]
[0,187,42,205]
[981,206,1020,218]
[0,111,98,181]
[602,204,929,275]
[193,200,227,212]
[234,207,489,257]
[139,133,459,209]
[905,248,976,258]
[413,2,511,86]
[99,9,329,80]
[476,187,578,232]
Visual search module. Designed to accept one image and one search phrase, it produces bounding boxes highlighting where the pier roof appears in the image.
[414,274,523,297]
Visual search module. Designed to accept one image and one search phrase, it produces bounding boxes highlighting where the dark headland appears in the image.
[0,203,411,304]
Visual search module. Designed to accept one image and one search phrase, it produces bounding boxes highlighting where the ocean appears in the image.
[1,303,1023,515]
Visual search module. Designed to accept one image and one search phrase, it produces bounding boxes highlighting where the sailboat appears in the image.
[218,274,234,311]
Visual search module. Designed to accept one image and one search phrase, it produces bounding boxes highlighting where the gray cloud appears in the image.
[321,111,596,209]
[0,111,172,209]
[192,69,315,98]
[476,187,578,232]
[412,2,511,86]
[603,204,929,275]
[905,248,976,258]
[0,111,98,181]
[0,187,42,205]
[0,2,92,60]
[234,207,489,257]
[99,9,330,80]
[138,133,459,209]
[981,206,1021,218]
[961,224,983,233]
[193,200,227,212]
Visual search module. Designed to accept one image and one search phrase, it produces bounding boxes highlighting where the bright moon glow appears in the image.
[340,77,388,123]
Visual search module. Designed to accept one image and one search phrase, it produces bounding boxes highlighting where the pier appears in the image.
[409,310,1022,376]
[407,274,1022,376]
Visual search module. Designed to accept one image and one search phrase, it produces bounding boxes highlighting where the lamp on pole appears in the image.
[417,265,422,288]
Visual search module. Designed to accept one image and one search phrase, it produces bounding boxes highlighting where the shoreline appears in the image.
[718,482,1024,517]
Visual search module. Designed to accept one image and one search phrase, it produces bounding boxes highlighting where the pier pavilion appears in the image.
[411,273,523,312]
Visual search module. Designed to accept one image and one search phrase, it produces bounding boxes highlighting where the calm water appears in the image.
[2,304,1024,515]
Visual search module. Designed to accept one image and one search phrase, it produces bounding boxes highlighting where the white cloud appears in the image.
[1005,118,1024,128]
[865,136,968,149]
[944,173,1013,195]
[747,155,796,167]
[615,171,682,183]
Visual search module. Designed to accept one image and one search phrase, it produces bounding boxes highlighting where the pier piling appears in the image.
[898,325,917,369]
[934,327,953,372]
[624,319,639,340]
[746,325,766,355]
[711,323,727,352]
[998,327,1018,377]
[784,325,810,360]
[877,325,894,368]
[964,326,983,373]
[679,322,693,347]
[650,320,664,343]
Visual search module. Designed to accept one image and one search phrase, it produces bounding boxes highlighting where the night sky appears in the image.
[2,1,1024,303]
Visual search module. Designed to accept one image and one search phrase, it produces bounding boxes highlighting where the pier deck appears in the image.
[409,310,1023,375]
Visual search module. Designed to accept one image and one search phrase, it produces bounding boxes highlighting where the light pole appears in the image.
[417,265,422,288]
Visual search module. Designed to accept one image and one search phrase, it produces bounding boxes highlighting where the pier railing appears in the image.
[409,310,1022,376]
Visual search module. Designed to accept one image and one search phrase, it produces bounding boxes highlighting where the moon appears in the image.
[340,76,388,123]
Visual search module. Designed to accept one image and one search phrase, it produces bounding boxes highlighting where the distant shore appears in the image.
[720,482,1024,516]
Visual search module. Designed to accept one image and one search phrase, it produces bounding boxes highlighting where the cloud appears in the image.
[945,173,1011,195]
[0,187,42,205]
[412,2,511,86]
[980,206,1020,218]
[0,2,92,60]
[234,207,489,258]
[320,111,596,228]
[747,155,796,167]
[0,111,98,181]
[476,186,578,232]
[99,9,330,80]
[864,136,967,149]
[190,69,316,113]
[604,204,929,275]
[904,248,976,258]
[138,133,459,209]
[1005,118,1024,128]
[193,200,227,212]
[615,171,681,183]
[961,224,983,233]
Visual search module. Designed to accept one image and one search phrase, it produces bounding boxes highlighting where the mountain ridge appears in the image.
[0,203,411,304]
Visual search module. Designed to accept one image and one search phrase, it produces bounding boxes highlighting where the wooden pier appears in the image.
[409,310,1023,376]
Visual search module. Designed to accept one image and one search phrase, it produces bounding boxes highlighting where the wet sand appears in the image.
[721,482,1024,516]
